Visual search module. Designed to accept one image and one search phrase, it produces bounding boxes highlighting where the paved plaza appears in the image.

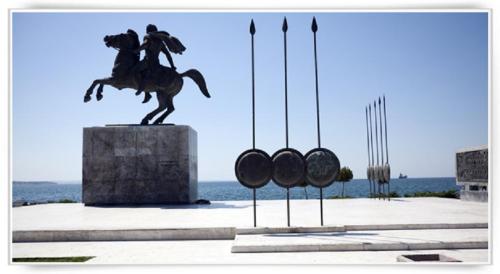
[12,241,488,264]
[11,198,489,264]
[13,198,487,230]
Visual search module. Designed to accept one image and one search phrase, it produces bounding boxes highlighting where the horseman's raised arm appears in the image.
[136,36,150,53]
[161,43,176,71]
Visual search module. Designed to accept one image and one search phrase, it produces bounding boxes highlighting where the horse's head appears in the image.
[103,29,140,51]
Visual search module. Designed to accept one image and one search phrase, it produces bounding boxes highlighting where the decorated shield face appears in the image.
[304,148,340,188]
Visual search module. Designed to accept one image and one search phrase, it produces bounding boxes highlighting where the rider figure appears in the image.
[135,24,180,103]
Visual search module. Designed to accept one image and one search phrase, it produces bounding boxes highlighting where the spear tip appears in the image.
[282,17,288,32]
[379,97,381,104]
[250,19,256,35]
[311,17,318,32]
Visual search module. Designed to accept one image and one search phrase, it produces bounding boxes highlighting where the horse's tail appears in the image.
[180,69,211,98]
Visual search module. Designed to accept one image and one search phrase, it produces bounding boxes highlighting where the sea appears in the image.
[13,178,459,203]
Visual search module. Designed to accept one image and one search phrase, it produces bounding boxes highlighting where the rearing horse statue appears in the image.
[84,29,211,125]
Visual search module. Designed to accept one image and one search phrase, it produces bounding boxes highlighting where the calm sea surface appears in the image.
[13,178,458,203]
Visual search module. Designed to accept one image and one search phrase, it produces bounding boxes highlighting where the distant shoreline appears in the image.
[13,181,58,185]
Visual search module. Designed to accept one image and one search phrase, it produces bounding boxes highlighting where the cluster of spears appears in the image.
[235,17,340,227]
[365,96,391,200]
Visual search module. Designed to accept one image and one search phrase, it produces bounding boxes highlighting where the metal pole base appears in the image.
[253,188,256,227]
[287,187,290,227]
[320,187,324,226]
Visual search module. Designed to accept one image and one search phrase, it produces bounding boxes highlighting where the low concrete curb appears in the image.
[344,223,488,231]
[237,223,487,235]
[236,226,346,235]
[231,241,488,253]
[13,227,236,243]
[12,223,487,243]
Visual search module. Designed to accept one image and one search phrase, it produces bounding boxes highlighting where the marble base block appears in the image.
[82,125,197,205]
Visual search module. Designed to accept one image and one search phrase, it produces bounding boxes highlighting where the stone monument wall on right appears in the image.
[456,145,488,202]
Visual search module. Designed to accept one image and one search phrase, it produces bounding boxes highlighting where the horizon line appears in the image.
[13,176,457,184]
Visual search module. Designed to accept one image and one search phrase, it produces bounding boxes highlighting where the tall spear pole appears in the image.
[365,106,372,197]
[282,17,291,227]
[383,95,390,201]
[312,17,321,149]
[250,20,256,150]
[378,97,385,200]
[379,98,384,167]
[384,95,389,164]
[369,104,375,198]
[374,101,380,199]
[250,19,257,227]
[311,17,325,225]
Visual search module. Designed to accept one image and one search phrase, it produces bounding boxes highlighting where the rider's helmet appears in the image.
[146,24,158,33]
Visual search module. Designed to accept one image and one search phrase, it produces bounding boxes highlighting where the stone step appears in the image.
[236,222,487,235]
[231,228,489,253]
[13,223,488,243]
[13,227,236,243]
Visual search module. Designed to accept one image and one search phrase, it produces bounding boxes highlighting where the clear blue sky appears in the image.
[12,12,488,181]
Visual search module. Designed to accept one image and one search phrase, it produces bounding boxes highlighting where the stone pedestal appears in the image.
[82,125,197,205]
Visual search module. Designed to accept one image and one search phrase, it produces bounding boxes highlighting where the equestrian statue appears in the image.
[84,24,210,125]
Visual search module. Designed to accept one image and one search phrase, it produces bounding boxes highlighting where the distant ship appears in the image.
[399,173,408,179]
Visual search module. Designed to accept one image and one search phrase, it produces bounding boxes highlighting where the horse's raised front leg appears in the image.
[152,95,174,125]
[141,93,167,125]
[84,77,114,103]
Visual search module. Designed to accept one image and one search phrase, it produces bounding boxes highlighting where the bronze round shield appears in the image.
[375,165,383,183]
[304,148,340,188]
[369,165,375,182]
[271,148,306,188]
[235,149,273,188]
[382,163,391,184]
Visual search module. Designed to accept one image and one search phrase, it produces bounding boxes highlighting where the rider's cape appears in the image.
[149,31,186,55]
